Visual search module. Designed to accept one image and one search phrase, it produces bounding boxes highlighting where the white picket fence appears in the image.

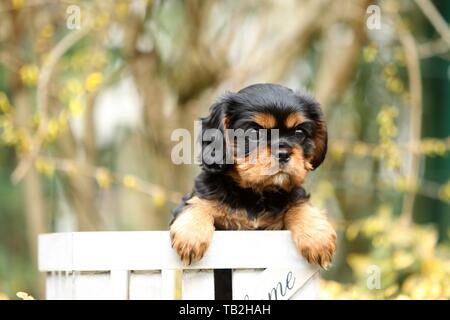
[38,231,320,300]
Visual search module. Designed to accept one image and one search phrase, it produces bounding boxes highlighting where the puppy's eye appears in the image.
[295,128,306,142]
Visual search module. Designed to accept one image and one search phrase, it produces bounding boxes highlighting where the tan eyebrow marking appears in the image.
[253,113,277,129]
[285,112,306,128]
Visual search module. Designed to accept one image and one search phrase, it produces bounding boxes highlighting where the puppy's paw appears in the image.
[169,210,215,265]
[290,208,337,268]
[293,229,336,268]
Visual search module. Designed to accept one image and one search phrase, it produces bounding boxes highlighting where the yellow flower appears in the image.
[95,12,110,29]
[115,1,129,18]
[96,168,112,188]
[385,77,404,93]
[19,64,39,86]
[394,177,418,193]
[85,72,103,92]
[383,64,397,77]
[35,158,55,176]
[16,128,31,153]
[69,99,84,117]
[41,24,54,39]
[385,285,398,296]
[394,47,406,65]
[45,119,60,141]
[0,92,11,113]
[330,143,345,161]
[363,44,378,63]
[362,215,385,236]
[16,292,34,300]
[420,139,447,156]
[153,191,167,208]
[438,180,450,202]
[392,251,415,270]
[12,0,23,10]
[346,224,360,241]
[123,175,137,189]
[1,125,17,145]
[352,142,370,157]
[66,79,84,96]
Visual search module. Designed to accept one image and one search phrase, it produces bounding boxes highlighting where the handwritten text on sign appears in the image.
[239,268,319,300]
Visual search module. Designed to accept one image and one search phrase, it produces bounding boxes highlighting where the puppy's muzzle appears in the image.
[272,139,293,164]
[274,148,291,164]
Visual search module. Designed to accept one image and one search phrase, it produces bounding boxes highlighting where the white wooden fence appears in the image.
[38,231,320,300]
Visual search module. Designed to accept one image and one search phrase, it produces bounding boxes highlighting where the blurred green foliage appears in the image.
[0,0,449,300]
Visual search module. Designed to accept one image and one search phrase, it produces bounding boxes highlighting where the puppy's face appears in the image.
[201,83,327,191]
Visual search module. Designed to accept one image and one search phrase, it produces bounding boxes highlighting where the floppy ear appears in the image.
[310,117,328,170]
[294,90,327,170]
[199,97,231,173]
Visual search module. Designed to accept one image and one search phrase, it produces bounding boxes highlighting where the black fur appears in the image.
[172,83,326,224]
[172,171,310,225]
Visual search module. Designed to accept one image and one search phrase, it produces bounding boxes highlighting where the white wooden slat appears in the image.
[46,271,62,300]
[232,269,264,300]
[39,233,73,271]
[61,271,74,300]
[110,270,129,300]
[181,270,215,300]
[46,272,57,300]
[161,269,177,300]
[72,272,111,300]
[39,231,311,271]
[45,271,75,300]
[129,271,162,300]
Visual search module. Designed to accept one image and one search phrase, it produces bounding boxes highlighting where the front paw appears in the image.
[169,211,215,265]
[291,210,337,268]
[293,230,336,268]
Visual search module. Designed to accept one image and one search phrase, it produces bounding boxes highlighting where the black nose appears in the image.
[275,149,291,163]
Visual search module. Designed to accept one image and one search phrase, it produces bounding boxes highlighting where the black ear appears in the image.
[199,97,232,173]
[296,90,328,170]
[310,117,327,170]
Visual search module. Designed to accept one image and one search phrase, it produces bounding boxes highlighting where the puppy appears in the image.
[170,83,336,267]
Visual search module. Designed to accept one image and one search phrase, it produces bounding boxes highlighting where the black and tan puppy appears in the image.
[170,83,336,267]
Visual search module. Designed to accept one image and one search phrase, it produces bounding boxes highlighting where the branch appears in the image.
[395,16,423,226]
[418,38,450,58]
[39,156,183,204]
[415,0,450,46]
[11,21,93,184]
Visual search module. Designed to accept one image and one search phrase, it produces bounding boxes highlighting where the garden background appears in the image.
[0,0,449,299]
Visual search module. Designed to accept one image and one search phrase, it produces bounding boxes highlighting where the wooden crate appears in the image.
[38,231,320,300]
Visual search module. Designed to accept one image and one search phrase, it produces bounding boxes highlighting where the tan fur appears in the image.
[170,197,215,265]
[284,203,336,268]
[214,205,285,230]
[171,196,336,267]
[253,113,277,129]
[232,145,312,191]
[170,197,285,265]
[285,112,306,128]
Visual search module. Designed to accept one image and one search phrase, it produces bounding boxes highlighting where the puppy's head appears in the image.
[200,83,327,191]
